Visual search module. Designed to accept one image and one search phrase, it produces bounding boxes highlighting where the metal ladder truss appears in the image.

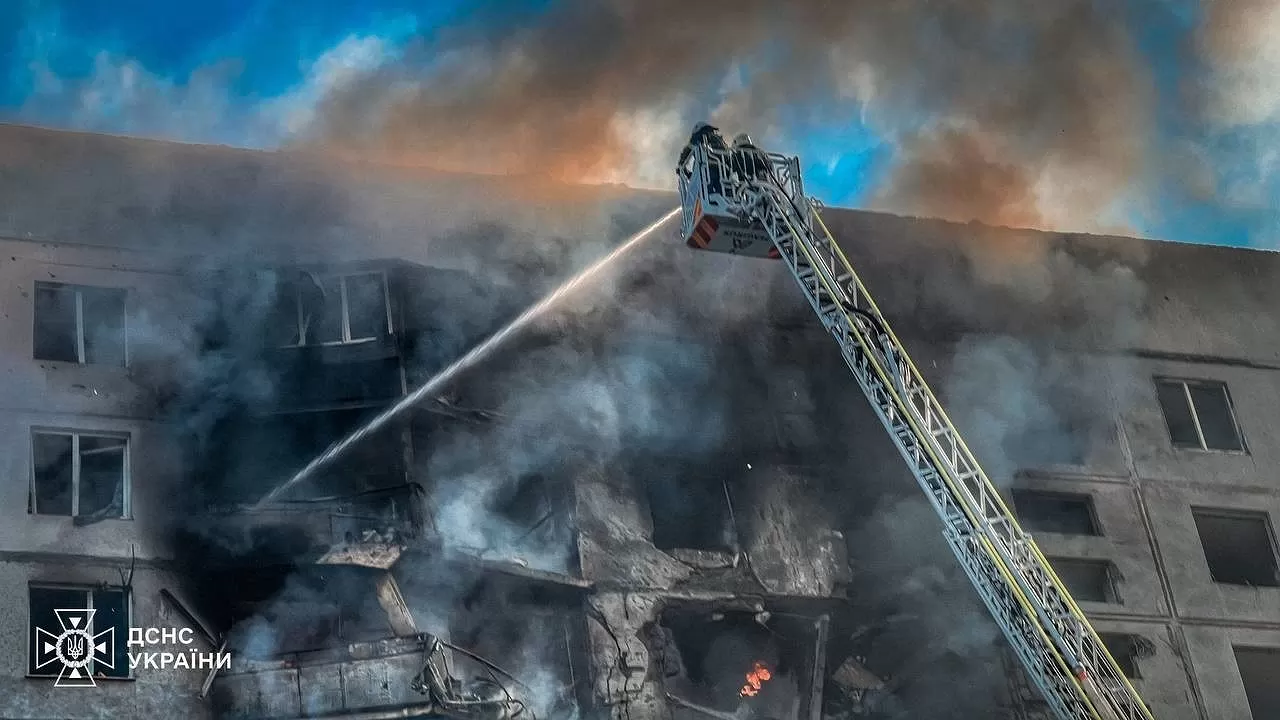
[690,144,1154,720]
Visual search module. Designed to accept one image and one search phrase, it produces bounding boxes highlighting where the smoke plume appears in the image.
[0,2,1184,716]
[1196,0,1280,127]
[302,1,1152,234]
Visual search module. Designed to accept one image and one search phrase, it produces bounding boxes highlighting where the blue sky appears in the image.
[1,1,1278,248]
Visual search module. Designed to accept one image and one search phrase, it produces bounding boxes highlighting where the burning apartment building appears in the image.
[0,122,1277,720]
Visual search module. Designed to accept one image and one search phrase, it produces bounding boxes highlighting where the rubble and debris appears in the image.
[665,692,744,720]
[410,635,531,719]
[374,573,418,637]
[669,548,738,570]
[831,655,885,693]
[316,541,405,569]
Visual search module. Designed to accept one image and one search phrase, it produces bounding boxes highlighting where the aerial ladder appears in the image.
[675,128,1156,720]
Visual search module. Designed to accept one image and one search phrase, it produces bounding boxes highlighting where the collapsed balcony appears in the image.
[208,557,591,720]
[210,634,534,720]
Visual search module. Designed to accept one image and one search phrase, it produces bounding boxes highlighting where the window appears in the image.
[642,457,736,552]
[33,282,127,365]
[268,271,391,347]
[1192,509,1279,587]
[1235,646,1280,719]
[492,473,554,530]
[29,585,130,679]
[1154,378,1244,452]
[775,412,820,456]
[1012,415,1089,468]
[1012,490,1100,536]
[1098,633,1142,679]
[30,431,129,519]
[1050,558,1119,603]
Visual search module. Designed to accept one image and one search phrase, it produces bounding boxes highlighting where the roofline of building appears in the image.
[1,120,1274,256]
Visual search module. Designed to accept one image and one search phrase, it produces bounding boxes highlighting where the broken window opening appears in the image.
[221,566,387,658]
[30,430,128,519]
[269,271,392,348]
[451,611,577,703]
[1012,490,1100,536]
[1098,633,1144,679]
[486,472,576,564]
[445,577,584,717]
[1013,414,1089,468]
[645,468,737,553]
[33,282,127,366]
[1155,378,1244,452]
[1192,509,1280,587]
[28,585,130,679]
[1049,558,1120,604]
[493,472,555,531]
[775,411,821,458]
[657,606,822,720]
[1234,645,1280,719]
[220,408,406,505]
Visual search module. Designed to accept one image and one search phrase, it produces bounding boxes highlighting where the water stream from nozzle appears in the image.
[254,207,681,508]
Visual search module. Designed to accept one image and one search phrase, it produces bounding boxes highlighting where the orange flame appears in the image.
[739,661,773,698]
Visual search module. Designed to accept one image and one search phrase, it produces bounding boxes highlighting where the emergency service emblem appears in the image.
[33,608,115,687]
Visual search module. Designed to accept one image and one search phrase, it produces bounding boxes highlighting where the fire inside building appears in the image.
[0,121,1279,720]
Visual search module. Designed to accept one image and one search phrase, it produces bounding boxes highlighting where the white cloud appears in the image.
[261,34,400,139]
[604,103,691,189]
[9,8,415,149]
[1201,1,1280,127]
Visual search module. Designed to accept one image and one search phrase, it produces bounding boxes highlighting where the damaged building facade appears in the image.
[0,123,1277,719]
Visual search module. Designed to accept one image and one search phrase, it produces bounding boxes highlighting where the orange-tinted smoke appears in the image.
[872,2,1150,240]
[303,0,1152,237]
[1192,0,1280,128]
[1198,0,1276,68]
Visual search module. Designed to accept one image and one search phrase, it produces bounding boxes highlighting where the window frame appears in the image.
[27,583,133,680]
[1097,633,1143,680]
[276,271,393,348]
[32,281,130,366]
[29,429,132,520]
[1233,644,1280,719]
[1153,377,1246,453]
[1049,557,1121,604]
[1191,507,1280,587]
[1011,489,1102,536]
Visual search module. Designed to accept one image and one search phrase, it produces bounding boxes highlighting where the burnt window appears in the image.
[775,412,820,456]
[33,282,127,365]
[1192,509,1279,587]
[1098,633,1142,679]
[30,431,128,519]
[1050,558,1119,604]
[645,468,736,553]
[1012,490,1100,536]
[1014,415,1089,468]
[1155,378,1244,452]
[493,473,554,530]
[1235,646,1280,719]
[28,585,130,679]
[269,271,391,347]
